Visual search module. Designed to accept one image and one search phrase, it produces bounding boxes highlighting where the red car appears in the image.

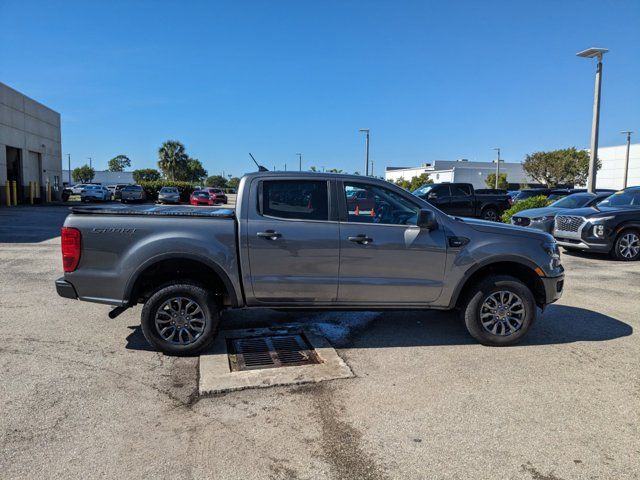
[201,188,228,204]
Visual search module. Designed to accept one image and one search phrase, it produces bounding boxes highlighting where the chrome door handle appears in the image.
[348,235,373,245]
[257,230,281,240]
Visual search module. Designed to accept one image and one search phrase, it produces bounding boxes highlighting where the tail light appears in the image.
[61,227,81,272]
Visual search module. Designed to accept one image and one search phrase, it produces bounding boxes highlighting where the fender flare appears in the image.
[123,252,241,307]
[447,254,541,309]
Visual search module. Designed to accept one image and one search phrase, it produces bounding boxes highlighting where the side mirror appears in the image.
[417,209,437,230]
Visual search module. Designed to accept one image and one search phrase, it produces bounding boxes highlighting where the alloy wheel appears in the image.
[619,232,640,259]
[479,290,525,336]
[154,296,207,345]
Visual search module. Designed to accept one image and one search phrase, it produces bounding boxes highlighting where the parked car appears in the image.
[106,184,130,200]
[547,188,616,200]
[71,183,100,195]
[189,190,221,206]
[120,185,146,203]
[56,171,564,355]
[157,187,181,204]
[80,185,112,202]
[553,186,640,261]
[201,187,228,204]
[511,192,612,233]
[412,182,512,221]
[512,188,553,202]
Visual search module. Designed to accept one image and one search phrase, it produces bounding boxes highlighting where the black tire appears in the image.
[481,208,499,222]
[461,275,537,346]
[611,228,640,261]
[141,282,220,355]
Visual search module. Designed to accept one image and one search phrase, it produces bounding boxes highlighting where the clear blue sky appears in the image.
[1,0,639,177]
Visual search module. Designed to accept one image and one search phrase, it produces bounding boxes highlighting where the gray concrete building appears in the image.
[1,82,62,204]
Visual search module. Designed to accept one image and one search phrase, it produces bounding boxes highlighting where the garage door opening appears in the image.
[6,146,23,203]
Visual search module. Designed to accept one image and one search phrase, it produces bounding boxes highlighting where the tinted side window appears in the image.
[451,184,472,196]
[344,182,420,225]
[262,180,329,221]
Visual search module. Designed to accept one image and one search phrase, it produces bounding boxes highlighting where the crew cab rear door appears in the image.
[245,178,340,304]
[337,180,447,304]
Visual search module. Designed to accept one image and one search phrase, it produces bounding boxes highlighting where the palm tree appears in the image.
[157,141,188,180]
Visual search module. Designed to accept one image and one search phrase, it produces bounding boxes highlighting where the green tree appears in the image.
[107,155,131,172]
[72,164,95,183]
[177,158,207,182]
[309,166,318,172]
[132,168,161,183]
[522,147,595,187]
[227,177,241,189]
[326,168,343,173]
[485,173,509,190]
[395,173,433,191]
[157,140,189,181]
[205,175,228,188]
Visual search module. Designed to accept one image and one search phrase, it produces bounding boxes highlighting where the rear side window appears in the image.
[261,180,329,221]
[451,184,472,196]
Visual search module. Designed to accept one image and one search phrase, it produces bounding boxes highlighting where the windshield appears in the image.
[412,185,434,196]
[124,185,142,191]
[550,193,593,209]
[160,187,178,193]
[597,190,640,208]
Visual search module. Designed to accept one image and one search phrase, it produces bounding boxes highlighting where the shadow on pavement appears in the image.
[0,206,71,243]
[124,304,632,353]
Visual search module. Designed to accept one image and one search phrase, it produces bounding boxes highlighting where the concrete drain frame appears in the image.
[199,326,354,394]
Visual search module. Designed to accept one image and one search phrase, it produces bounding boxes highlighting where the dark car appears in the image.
[512,192,611,233]
[413,183,511,221]
[512,188,553,202]
[553,187,640,261]
[547,188,616,200]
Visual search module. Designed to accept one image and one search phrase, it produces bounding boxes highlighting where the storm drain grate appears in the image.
[227,333,321,372]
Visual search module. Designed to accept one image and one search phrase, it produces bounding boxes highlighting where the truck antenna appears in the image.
[249,153,268,172]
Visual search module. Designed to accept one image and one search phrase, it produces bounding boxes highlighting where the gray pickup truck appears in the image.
[56,172,564,355]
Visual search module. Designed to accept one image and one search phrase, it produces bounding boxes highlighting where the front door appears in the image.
[337,181,447,304]
[449,184,475,216]
[246,178,340,304]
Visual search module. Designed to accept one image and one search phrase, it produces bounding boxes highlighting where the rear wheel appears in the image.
[141,282,220,355]
[461,275,536,346]
[481,208,499,222]
[611,229,640,261]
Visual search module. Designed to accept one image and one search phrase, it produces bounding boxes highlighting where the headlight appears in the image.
[543,241,562,269]
[593,224,606,238]
[531,216,553,222]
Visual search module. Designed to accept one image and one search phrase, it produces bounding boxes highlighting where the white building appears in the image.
[385,160,533,189]
[62,169,134,186]
[592,144,640,190]
[1,82,62,204]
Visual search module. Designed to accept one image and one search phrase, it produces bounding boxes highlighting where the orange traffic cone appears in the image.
[355,205,360,216]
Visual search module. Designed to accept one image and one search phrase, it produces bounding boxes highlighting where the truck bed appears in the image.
[69,204,235,218]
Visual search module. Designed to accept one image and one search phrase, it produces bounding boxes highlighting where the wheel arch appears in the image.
[124,253,241,308]
[451,257,546,309]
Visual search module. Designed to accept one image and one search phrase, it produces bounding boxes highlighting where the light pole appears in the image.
[621,131,633,189]
[359,129,370,176]
[87,157,92,169]
[67,154,71,183]
[493,147,501,189]
[577,47,608,193]
[296,153,303,171]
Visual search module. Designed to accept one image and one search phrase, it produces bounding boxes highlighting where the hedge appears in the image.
[138,180,197,203]
[501,195,553,224]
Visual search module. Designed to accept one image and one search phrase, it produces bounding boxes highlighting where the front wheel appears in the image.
[461,275,536,346]
[141,282,220,355]
[611,229,640,261]
[481,208,499,222]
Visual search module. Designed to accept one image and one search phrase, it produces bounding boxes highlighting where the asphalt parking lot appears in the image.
[0,206,638,480]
